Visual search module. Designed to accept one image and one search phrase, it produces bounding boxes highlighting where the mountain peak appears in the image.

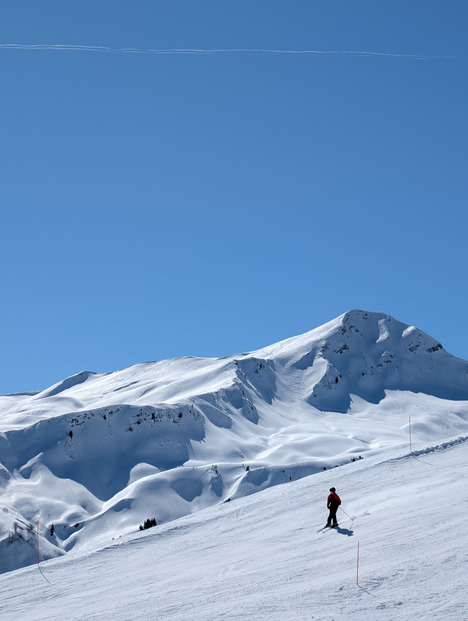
[253,309,466,411]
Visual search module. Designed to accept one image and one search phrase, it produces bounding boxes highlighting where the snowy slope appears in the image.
[0,309,467,576]
[0,436,467,620]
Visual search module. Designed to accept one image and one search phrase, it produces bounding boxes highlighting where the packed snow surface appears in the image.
[0,309,467,617]
[1,437,467,620]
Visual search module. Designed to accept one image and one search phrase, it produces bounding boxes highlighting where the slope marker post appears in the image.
[357,541,360,586]
[409,416,412,453]
[36,520,40,567]
[36,519,51,584]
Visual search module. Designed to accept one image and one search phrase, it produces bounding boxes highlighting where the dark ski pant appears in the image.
[327,505,338,526]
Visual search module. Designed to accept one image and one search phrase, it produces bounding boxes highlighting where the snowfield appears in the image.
[0,309,467,619]
[0,437,467,620]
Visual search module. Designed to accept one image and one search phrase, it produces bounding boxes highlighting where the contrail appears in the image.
[0,43,452,60]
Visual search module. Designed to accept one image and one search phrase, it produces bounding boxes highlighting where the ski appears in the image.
[317,524,339,533]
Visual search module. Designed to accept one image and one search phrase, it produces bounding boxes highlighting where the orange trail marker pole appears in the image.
[357,541,360,585]
[36,519,51,583]
[36,520,40,567]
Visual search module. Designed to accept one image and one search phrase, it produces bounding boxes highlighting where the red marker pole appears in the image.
[409,416,412,453]
[357,541,360,586]
[36,520,40,567]
[35,519,51,583]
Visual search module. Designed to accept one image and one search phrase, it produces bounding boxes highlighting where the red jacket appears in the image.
[327,492,341,508]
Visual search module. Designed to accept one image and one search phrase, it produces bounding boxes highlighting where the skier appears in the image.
[326,487,341,527]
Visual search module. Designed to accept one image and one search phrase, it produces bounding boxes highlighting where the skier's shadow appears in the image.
[335,526,354,536]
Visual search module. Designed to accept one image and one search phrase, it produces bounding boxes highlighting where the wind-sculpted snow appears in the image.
[262,310,468,410]
[0,309,467,575]
[39,370,99,398]
[0,404,206,500]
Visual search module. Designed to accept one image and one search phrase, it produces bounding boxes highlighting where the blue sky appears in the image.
[1,1,467,394]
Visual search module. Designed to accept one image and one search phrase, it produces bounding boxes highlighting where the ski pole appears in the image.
[339,506,353,520]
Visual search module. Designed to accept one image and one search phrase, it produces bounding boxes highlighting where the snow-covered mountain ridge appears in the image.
[1,309,467,575]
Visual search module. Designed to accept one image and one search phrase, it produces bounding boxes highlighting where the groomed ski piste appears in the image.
[1,309,468,619]
[1,436,467,620]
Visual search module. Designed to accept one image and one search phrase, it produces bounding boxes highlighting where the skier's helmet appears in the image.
[330,487,336,492]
